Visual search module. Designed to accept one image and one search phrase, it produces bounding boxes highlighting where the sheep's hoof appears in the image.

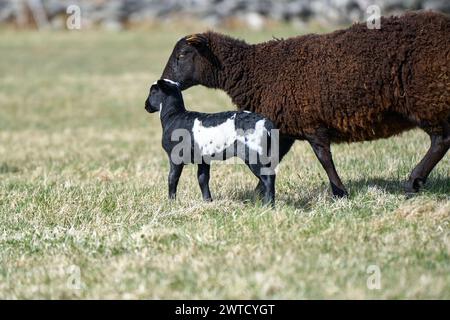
[404,178,425,196]
[203,197,213,202]
[331,183,348,198]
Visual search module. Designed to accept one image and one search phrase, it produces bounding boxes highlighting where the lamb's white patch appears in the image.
[236,119,267,155]
[159,102,163,119]
[163,79,180,87]
[193,115,268,157]
[193,117,237,156]
[244,111,251,113]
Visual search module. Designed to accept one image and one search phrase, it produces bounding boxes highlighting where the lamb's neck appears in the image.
[160,102,185,127]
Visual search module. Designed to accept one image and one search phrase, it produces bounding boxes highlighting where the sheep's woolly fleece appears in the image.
[178,11,450,142]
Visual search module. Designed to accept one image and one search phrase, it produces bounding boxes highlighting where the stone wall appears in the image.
[1,0,449,30]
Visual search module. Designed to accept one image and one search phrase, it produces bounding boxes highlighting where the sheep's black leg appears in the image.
[405,129,450,194]
[307,132,348,198]
[254,135,295,196]
[197,163,212,201]
[168,161,184,200]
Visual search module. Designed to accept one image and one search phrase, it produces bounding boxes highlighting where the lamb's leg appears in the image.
[254,135,295,196]
[306,132,348,198]
[168,161,184,200]
[260,173,276,207]
[254,178,264,196]
[405,126,450,194]
[197,163,212,201]
[247,163,276,206]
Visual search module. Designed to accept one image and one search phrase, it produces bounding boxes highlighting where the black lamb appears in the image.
[145,79,278,205]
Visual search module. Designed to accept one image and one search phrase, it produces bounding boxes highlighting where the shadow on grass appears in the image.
[0,162,20,174]
[346,176,450,197]
[232,186,319,209]
[230,188,266,205]
[232,176,449,209]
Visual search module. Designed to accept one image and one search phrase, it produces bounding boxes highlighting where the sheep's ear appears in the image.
[186,34,208,48]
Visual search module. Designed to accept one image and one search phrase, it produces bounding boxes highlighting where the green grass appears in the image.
[0,26,449,299]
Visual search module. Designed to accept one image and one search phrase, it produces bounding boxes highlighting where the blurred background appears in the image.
[1,0,449,31]
[1,1,450,299]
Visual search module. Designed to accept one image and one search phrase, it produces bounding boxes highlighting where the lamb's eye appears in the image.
[178,54,185,59]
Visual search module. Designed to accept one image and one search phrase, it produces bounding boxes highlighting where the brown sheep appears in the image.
[161,11,450,197]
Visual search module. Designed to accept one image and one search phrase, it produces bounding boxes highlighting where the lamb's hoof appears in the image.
[404,191,416,199]
[203,197,213,202]
[262,199,275,209]
[254,182,265,198]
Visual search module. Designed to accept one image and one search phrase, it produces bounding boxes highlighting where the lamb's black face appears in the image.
[145,84,161,113]
[145,79,182,114]
[161,34,210,90]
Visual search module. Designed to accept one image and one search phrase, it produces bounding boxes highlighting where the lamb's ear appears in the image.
[186,34,208,48]
[157,80,171,92]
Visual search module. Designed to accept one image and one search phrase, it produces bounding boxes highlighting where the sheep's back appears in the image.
[252,11,450,142]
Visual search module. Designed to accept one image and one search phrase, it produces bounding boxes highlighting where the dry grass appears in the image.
[0,27,449,299]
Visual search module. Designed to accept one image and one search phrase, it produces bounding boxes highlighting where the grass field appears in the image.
[0,25,449,299]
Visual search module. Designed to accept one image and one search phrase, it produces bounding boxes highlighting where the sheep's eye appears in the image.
[178,54,185,59]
